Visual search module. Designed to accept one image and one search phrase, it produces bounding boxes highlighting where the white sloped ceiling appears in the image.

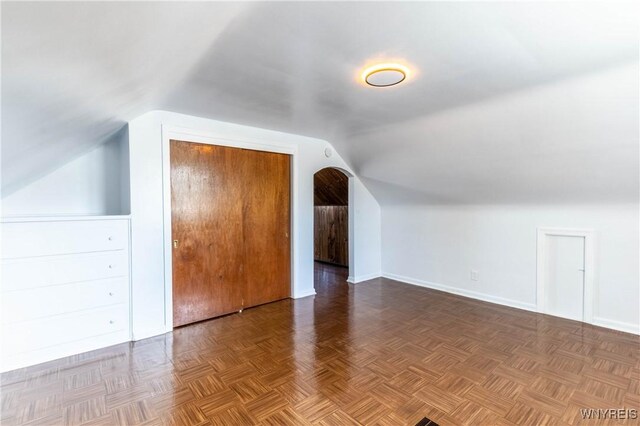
[2,1,638,203]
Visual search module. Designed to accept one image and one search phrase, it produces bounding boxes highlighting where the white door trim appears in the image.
[161,125,298,332]
[536,227,596,324]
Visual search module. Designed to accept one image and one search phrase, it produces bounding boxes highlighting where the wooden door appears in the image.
[171,141,245,327]
[170,140,291,327]
[242,149,291,307]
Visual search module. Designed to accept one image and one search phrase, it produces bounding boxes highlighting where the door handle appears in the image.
[578,268,585,272]
[173,240,179,248]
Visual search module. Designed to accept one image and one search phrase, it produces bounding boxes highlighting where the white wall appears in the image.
[1,133,130,217]
[349,178,383,282]
[128,111,381,340]
[382,203,639,334]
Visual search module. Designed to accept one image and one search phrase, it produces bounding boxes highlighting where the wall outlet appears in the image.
[470,270,479,281]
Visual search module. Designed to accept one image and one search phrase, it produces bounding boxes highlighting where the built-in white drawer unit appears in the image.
[2,219,128,259]
[0,216,131,372]
[2,251,128,291]
[2,277,127,323]
[2,304,129,355]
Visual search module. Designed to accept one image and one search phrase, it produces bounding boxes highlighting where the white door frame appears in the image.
[536,227,596,324]
[161,125,298,331]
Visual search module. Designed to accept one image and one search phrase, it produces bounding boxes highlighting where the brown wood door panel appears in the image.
[170,140,291,327]
[171,141,245,326]
[242,149,291,308]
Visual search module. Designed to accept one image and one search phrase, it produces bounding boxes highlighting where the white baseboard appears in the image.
[292,289,316,299]
[382,272,538,312]
[347,272,382,284]
[133,326,168,341]
[382,272,639,335]
[592,317,640,335]
[1,331,129,372]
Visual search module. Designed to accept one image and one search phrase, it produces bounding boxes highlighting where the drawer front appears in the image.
[1,220,128,259]
[2,304,129,356]
[2,278,127,324]
[2,251,128,291]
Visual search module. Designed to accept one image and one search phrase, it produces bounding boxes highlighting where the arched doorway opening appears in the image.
[313,167,349,289]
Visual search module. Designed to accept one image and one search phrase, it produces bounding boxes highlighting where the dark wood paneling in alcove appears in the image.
[314,168,348,206]
[314,168,348,266]
[314,205,348,266]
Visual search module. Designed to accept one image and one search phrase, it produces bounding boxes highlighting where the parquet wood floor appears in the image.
[1,263,638,425]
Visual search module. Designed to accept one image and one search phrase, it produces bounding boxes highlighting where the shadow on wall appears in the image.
[1,124,128,198]
[0,126,130,217]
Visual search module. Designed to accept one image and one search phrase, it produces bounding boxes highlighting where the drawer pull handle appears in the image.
[109,320,114,324]
[109,292,114,296]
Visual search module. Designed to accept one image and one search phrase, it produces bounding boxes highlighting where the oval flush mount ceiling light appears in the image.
[362,63,410,87]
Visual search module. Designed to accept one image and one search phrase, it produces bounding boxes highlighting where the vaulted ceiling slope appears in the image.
[2,2,638,204]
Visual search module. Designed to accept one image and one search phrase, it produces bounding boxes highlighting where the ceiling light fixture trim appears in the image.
[362,63,410,87]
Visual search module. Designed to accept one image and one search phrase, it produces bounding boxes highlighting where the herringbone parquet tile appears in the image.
[1,263,638,425]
